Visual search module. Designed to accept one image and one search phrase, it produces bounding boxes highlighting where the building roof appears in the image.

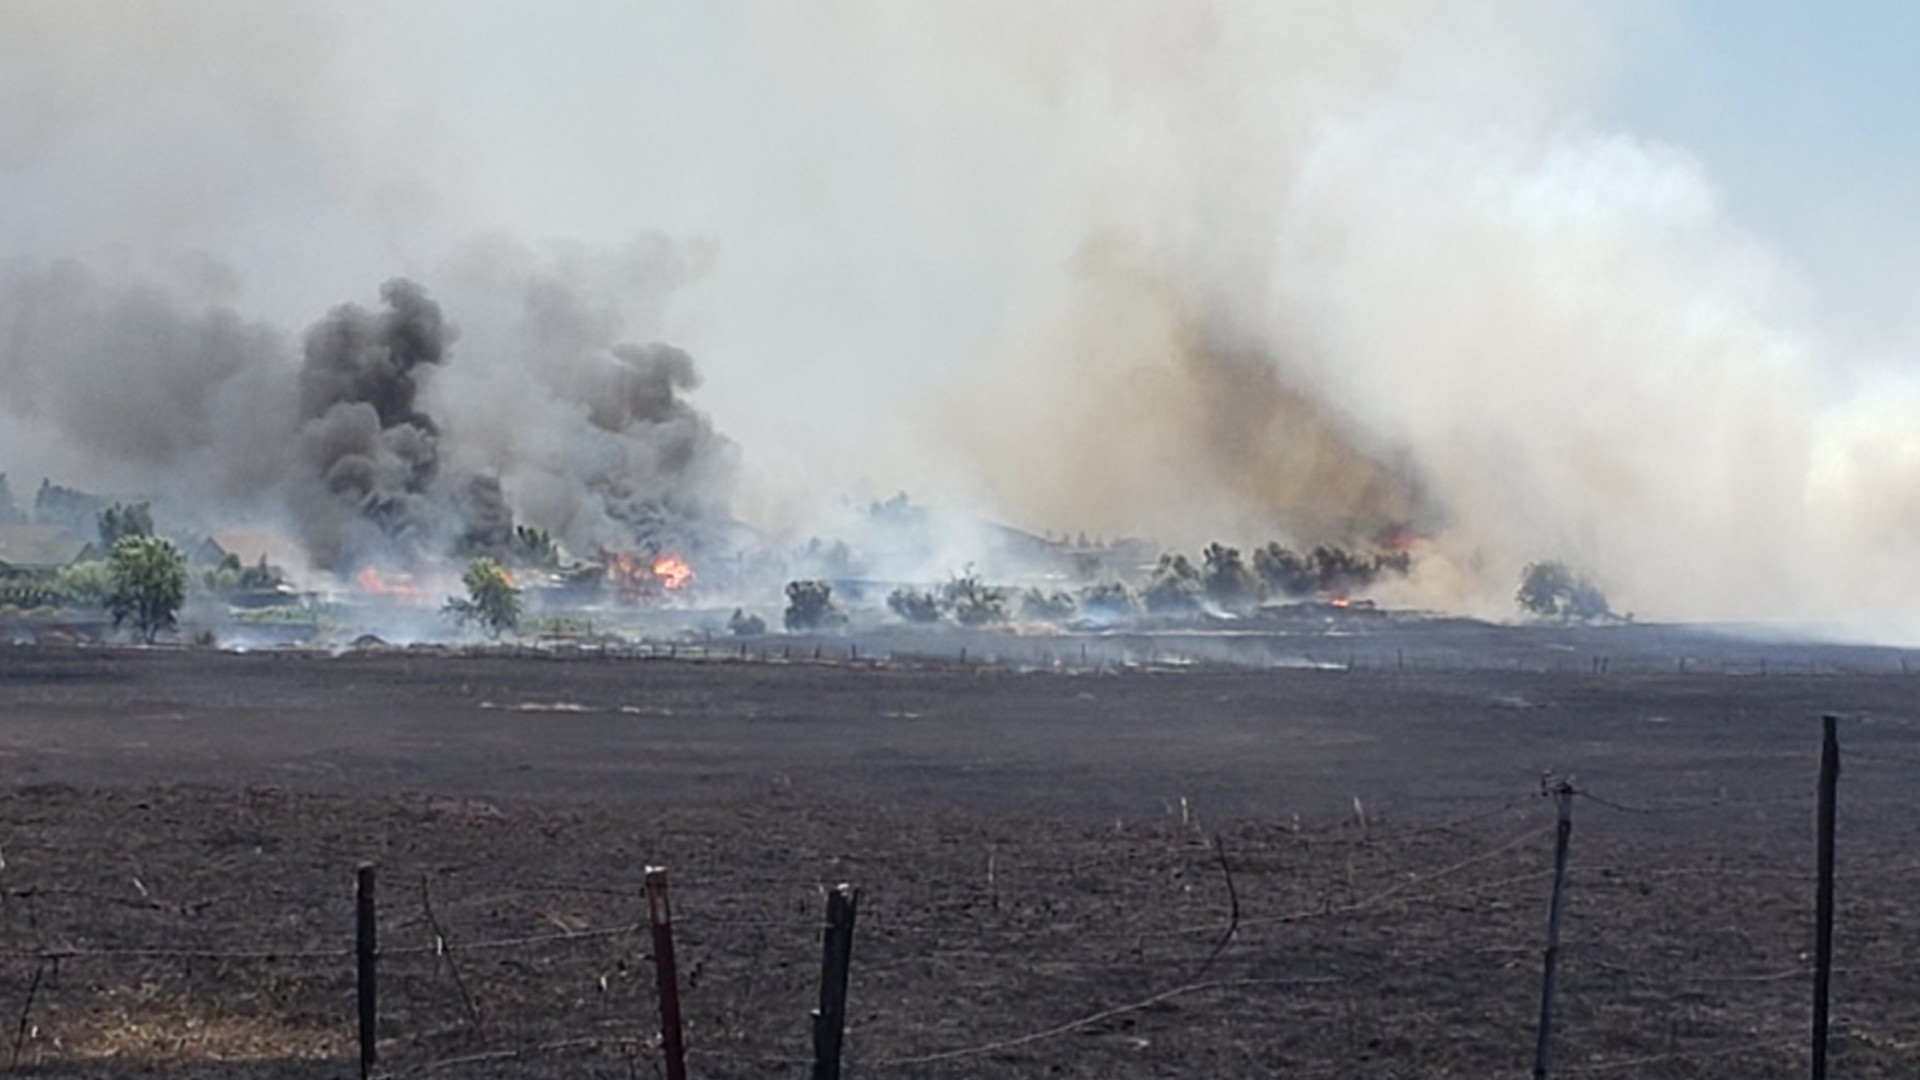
[210,528,309,578]
[0,525,88,571]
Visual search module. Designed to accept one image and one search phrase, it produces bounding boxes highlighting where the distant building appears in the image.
[0,525,88,579]
[210,528,309,585]
[32,480,109,535]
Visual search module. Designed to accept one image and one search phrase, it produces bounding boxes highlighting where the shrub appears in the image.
[941,573,1006,626]
[783,580,843,631]
[729,608,768,636]
[887,587,943,624]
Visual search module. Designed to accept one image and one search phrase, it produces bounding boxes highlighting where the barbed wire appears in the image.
[862,975,1343,1067]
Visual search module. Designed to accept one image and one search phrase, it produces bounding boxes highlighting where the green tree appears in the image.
[1201,542,1259,611]
[108,535,187,643]
[97,502,155,548]
[1144,553,1203,614]
[1253,542,1315,598]
[445,558,521,638]
[1517,561,1611,621]
[783,580,843,631]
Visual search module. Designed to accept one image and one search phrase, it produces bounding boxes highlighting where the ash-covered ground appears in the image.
[0,626,1918,1078]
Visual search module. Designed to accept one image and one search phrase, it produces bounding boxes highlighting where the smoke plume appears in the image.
[8,2,1920,637]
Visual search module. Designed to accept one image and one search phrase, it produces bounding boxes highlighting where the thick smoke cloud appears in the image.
[9,2,1920,638]
[0,260,295,510]
[0,258,732,577]
[431,238,738,562]
[292,278,458,570]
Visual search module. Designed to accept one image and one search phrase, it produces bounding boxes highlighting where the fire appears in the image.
[355,566,424,602]
[600,549,694,601]
[652,554,694,591]
[1328,596,1352,609]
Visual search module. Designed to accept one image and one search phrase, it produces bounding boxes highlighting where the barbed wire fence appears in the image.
[0,719,1914,1077]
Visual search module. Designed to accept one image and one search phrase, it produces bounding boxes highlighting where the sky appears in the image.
[1602,1,1920,353]
[5,1,1920,634]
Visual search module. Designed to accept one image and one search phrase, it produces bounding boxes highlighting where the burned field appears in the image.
[1,639,1919,1077]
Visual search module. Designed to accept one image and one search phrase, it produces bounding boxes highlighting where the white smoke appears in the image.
[5,2,1920,637]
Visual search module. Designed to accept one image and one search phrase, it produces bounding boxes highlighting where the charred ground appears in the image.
[0,636,1918,1077]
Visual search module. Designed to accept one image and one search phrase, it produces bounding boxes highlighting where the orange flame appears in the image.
[355,566,424,602]
[652,554,694,591]
[1328,596,1351,609]
[600,550,694,601]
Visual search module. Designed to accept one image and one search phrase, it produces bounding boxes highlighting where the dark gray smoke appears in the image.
[436,244,739,564]
[291,278,457,570]
[579,343,731,550]
[0,260,295,508]
[0,259,731,580]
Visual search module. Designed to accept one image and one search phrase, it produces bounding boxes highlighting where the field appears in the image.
[1,631,1919,1077]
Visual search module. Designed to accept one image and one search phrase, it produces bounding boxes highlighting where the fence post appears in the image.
[812,884,860,1080]
[356,863,377,1080]
[644,867,688,1080]
[1532,781,1574,1080]
[1811,715,1840,1080]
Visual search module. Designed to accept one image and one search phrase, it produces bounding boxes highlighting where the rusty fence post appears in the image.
[645,867,688,1080]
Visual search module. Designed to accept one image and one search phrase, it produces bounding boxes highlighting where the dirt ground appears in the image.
[1,641,1918,1078]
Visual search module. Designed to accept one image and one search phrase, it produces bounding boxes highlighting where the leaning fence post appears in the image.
[1811,715,1841,1080]
[644,867,688,1080]
[812,884,860,1080]
[355,863,378,1080]
[1533,780,1574,1080]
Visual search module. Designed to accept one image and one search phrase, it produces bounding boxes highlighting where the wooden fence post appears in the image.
[1532,781,1574,1080]
[645,867,688,1080]
[356,863,377,1080]
[1811,715,1840,1080]
[812,884,860,1080]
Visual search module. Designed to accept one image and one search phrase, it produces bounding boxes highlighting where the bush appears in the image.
[1019,587,1078,623]
[55,560,115,607]
[1077,581,1136,621]
[1201,542,1259,611]
[0,581,65,611]
[201,553,285,593]
[729,608,768,636]
[783,580,843,631]
[1517,561,1611,621]
[1253,543,1315,598]
[887,587,943,624]
[1144,554,1203,614]
[941,573,1006,626]
[1253,541,1413,598]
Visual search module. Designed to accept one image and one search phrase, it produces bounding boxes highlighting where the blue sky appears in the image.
[1605,1,1920,345]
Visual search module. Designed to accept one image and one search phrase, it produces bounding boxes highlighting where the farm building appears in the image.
[0,525,87,579]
